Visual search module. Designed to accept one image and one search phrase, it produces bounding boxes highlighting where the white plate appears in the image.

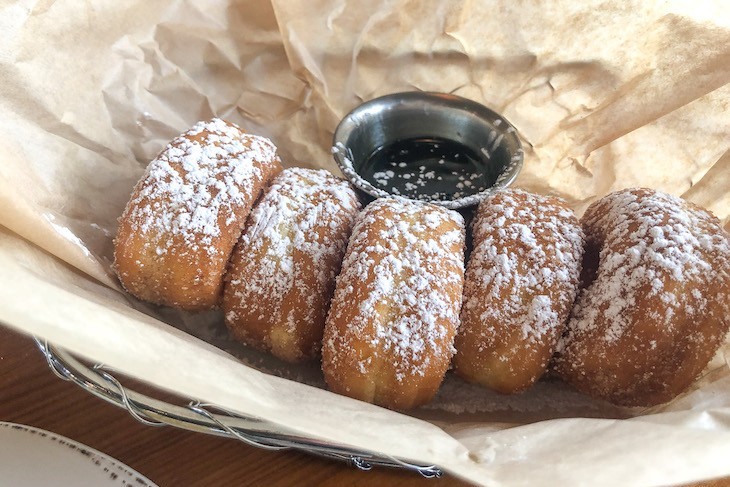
[0,422,158,487]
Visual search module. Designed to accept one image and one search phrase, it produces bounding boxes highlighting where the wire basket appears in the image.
[34,338,443,478]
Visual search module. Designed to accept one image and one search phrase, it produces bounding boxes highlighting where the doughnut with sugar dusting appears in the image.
[322,197,465,410]
[453,189,584,393]
[114,118,282,310]
[555,188,730,407]
[223,167,362,362]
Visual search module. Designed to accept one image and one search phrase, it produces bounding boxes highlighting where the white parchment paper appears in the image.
[0,1,728,485]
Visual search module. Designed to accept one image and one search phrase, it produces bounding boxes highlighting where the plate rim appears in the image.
[0,421,158,487]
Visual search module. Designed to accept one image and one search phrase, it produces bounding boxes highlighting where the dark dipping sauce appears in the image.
[359,137,498,202]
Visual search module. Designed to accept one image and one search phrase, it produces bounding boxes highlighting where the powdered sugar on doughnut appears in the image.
[465,189,584,346]
[563,189,730,345]
[325,197,465,382]
[122,118,280,257]
[226,168,361,334]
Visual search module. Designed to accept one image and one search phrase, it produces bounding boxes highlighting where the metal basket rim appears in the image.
[33,338,444,478]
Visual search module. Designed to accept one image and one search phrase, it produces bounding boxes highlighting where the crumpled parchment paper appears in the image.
[0,1,728,485]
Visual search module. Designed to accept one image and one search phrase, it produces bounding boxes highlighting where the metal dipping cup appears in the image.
[332,92,523,210]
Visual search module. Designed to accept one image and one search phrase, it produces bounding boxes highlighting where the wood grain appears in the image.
[1,325,727,487]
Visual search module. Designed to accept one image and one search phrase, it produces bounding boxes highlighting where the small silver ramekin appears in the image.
[332,91,523,209]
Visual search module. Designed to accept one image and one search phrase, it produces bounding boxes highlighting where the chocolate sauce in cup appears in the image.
[332,92,523,209]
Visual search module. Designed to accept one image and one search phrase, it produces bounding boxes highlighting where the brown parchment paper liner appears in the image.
[0,1,729,485]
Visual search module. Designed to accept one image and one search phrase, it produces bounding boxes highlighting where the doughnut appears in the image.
[453,189,584,394]
[222,168,361,362]
[322,197,465,410]
[554,188,730,407]
[114,118,282,310]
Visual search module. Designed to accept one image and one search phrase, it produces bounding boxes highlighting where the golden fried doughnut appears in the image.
[114,118,281,310]
[223,168,361,362]
[555,188,730,407]
[453,189,584,393]
[322,197,465,410]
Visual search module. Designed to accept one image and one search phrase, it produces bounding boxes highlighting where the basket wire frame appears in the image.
[34,338,443,478]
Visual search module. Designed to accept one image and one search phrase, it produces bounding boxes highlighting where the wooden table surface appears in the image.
[1,324,728,487]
